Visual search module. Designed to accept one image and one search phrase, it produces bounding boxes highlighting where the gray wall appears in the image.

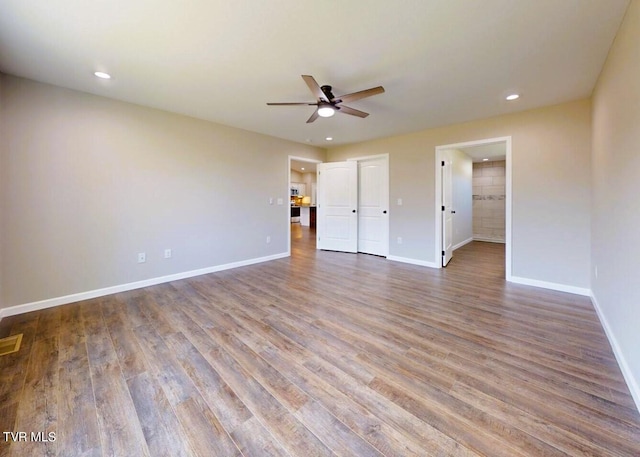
[591,0,640,406]
[0,75,324,309]
[328,99,592,290]
[0,76,593,306]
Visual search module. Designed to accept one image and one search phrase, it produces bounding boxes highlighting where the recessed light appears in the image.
[483,158,489,161]
[325,137,333,141]
[94,71,111,79]
[301,167,305,171]
[506,94,519,101]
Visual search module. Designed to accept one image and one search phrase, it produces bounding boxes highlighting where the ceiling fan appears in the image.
[267,75,385,123]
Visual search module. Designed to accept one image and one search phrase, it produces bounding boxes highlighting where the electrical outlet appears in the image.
[137,252,146,263]
[397,237,403,244]
[164,249,172,259]
[266,235,271,244]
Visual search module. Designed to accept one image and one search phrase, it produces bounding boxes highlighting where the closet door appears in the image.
[316,161,358,253]
[357,156,389,257]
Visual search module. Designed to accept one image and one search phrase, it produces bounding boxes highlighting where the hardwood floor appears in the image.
[1,228,639,456]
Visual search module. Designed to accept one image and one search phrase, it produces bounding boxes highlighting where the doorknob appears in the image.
[383,210,387,214]
[451,210,456,214]
[352,209,357,213]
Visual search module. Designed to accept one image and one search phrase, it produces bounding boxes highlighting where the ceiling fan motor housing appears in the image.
[320,85,335,101]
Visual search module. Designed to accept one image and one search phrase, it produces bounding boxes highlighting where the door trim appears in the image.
[434,137,512,279]
[288,156,323,256]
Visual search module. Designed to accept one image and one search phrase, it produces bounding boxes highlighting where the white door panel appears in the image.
[358,157,389,256]
[317,161,358,252]
[325,215,351,239]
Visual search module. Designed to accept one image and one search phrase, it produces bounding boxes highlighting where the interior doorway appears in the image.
[288,156,322,255]
[435,137,512,279]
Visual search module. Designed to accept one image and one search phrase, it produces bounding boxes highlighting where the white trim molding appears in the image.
[590,292,640,413]
[0,252,289,319]
[508,275,591,296]
[472,236,506,244]
[387,255,439,269]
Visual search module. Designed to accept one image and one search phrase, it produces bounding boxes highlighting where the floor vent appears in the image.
[0,334,23,356]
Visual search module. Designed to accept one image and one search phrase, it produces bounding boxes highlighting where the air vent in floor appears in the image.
[0,333,23,356]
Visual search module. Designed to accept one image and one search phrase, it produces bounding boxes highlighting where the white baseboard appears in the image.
[472,236,506,244]
[387,255,439,269]
[509,277,639,412]
[508,275,591,296]
[590,292,640,414]
[0,252,289,319]
[452,237,474,251]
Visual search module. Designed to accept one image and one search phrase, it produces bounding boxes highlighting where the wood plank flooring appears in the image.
[1,226,639,456]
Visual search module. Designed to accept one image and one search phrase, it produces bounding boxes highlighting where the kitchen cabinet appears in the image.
[290,183,306,197]
[300,206,316,227]
[291,206,300,223]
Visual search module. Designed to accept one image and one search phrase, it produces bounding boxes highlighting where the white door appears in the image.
[442,158,453,266]
[317,161,358,252]
[358,157,389,256]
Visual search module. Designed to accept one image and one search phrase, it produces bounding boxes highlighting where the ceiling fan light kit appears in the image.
[317,103,335,117]
[267,75,384,123]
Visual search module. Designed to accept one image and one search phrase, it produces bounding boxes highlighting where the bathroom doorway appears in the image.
[435,137,512,279]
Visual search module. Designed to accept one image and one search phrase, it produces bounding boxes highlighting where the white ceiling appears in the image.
[0,1,629,147]
[461,142,506,163]
[291,159,318,174]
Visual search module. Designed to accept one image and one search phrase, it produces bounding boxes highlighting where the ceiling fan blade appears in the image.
[267,102,317,106]
[334,86,385,104]
[306,109,319,123]
[337,105,369,118]
[302,75,328,102]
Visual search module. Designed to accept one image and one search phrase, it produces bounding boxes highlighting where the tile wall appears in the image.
[473,160,505,242]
